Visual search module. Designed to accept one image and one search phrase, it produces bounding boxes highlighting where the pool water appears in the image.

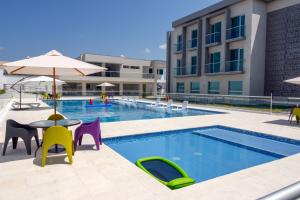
[45,99,221,123]
[104,126,300,183]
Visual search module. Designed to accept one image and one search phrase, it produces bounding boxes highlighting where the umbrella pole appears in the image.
[19,85,22,109]
[53,68,57,115]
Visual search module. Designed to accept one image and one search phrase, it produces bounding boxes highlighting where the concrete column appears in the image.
[139,84,143,96]
[101,63,106,77]
[119,83,123,96]
[153,82,157,97]
[198,19,203,76]
[82,82,86,96]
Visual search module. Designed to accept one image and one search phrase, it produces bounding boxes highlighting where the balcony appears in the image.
[173,42,183,54]
[205,60,244,75]
[187,38,198,50]
[205,63,221,74]
[174,66,198,77]
[225,60,244,73]
[205,32,221,46]
[226,25,245,41]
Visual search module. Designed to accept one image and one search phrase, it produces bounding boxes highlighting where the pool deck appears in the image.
[1,97,300,200]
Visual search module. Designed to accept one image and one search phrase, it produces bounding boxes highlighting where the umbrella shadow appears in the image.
[0,141,39,163]
[264,119,300,128]
[33,154,70,167]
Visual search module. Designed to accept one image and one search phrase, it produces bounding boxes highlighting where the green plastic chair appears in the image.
[41,126,74,167]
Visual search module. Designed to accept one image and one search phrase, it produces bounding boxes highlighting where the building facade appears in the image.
[166,0,300,97]
[0,54,166,96]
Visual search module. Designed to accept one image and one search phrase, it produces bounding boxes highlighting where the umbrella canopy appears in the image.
[1,50,106,113]
[1,50,106,76]
[284,77,300,85]
[97,82,115,87]
[19,76,65,85]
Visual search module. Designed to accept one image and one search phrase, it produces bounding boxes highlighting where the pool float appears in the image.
[85,104,112,108]
[136,156,195,190]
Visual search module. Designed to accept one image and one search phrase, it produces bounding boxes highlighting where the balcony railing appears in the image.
[205,60,244,74]
[188,38,198,49]
[173,42,183,53]
[225,60,244,72]
[205,32,221,45]
[174,66,198,76]
[205,63,221,74]
[88,71,155,79]
[226,25,245,41]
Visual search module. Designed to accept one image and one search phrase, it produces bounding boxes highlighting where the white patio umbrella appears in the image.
[97,82,115,94]
[284,77,300,85]
[97,82,115,87]
[19,76,66,102]
[20,76,65,85]
[1,50,106,114]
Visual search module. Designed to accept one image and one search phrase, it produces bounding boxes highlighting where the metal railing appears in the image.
[205,63,221,74]
[90,71,155,79]
[205,60,244,74]
[174,66,197,76]
[167,93,300,110]
[205,32,221,45]
[226,25,245,40]
[173,42,183,53]
[187,39,198,49]
[225,60,244,72]
[258,181,300,200]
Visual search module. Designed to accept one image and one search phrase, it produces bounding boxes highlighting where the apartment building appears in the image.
[0,54,166,96]
[166,0,300,96]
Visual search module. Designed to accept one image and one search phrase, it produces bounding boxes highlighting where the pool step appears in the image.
[193,128,300,157]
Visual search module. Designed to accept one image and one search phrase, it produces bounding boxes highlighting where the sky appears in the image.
[0,0,220,61]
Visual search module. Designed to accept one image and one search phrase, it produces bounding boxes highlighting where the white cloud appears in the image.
[145,48,151,54]
[120,54,126,58]
[159,43,167,50]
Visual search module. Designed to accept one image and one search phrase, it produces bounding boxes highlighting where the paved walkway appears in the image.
[0,98,300,200]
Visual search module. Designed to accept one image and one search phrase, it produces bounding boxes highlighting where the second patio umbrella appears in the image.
[1,50,106,114]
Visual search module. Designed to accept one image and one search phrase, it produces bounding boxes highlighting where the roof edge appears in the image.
[172,0,243,27]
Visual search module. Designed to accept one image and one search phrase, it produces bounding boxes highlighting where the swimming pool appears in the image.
[104,126,300,183]
[45,99,222,123]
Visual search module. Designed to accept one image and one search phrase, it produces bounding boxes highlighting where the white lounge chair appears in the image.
[155,99,173,111]
[146,99,160,109]
[172,101,188,112]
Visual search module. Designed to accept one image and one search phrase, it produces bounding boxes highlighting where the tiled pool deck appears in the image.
[1,97,300,200]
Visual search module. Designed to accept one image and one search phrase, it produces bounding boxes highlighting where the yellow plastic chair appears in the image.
[291,108,300,123]
[42,126,74,167]
[48,114,64,121]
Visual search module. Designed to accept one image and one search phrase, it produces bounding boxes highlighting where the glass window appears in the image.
[157,69,164,75]
[176,59,184,75]
[191,56,197,74]
[208,81,220,94]
[208,52,221,73]
[229,49,244,71]
[176,82,185,93]
[177,35,183,51]
[131,66,140,69]
[191,30,198,48]
[230,15,245,38]
[228,81,243,95]
[190,82,200,93]
[149,68,153,74]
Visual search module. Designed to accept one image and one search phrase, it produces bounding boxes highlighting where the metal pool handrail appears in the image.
[258,181,300,200]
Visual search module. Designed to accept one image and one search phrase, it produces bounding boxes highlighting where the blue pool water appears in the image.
[45,99,222,123]
[104,126,300,183]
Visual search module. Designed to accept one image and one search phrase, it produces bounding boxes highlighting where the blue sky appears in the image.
[0,0,220,61]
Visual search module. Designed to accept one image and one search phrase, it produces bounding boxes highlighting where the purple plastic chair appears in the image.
[74,118,102,150]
